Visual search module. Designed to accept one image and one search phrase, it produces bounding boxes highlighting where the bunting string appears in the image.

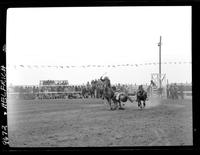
[7,61,191,69]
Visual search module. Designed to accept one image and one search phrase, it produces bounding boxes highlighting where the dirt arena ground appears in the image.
[7,97,192,147]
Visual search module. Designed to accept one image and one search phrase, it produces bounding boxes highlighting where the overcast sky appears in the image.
[6,6,191,86]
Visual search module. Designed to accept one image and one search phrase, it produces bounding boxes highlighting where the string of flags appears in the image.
[7,61,191,69]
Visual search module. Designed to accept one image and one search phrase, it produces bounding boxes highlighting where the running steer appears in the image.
[112,91,134,110]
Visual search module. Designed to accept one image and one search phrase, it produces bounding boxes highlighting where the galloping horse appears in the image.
[136,85,147,109]
[102,86,117,110]
[100,76,118,110]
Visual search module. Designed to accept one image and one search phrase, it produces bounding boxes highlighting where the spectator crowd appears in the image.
[166,83,191,100]
[7,80,191,100]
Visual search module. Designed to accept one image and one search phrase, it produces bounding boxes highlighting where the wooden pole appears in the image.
[159,36,162,89]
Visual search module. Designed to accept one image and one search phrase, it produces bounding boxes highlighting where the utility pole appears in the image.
[158,36,162,89]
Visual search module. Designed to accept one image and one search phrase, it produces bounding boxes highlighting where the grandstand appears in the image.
[38,80,82,99]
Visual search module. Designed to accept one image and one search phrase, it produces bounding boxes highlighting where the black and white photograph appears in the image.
[5,6,192,147]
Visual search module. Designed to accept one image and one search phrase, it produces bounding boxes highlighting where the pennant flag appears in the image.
[8,61,190,71]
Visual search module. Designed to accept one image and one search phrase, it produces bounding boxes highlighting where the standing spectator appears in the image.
[179,84,184,100]
[166,84,170,99]
[169,85,173,99]
[174,83,178,99]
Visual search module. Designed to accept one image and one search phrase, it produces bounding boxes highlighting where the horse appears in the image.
[102,86,117,110]
[136,89,147,109]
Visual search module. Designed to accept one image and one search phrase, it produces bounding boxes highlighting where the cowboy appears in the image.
[138,85,144,92]
[136,85,145,101]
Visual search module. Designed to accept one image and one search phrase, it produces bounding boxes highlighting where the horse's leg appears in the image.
[119,101,122,108]
[113,100,118,110]
[118,101,124,110]
[111,98,117,110]
[109,99,113,110]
